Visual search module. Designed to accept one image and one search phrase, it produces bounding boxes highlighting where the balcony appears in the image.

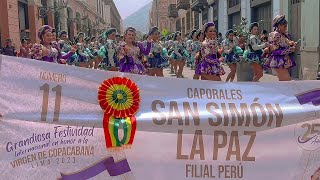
[191,0,208,11]
[176,0,190,10]
[168,4,178,18]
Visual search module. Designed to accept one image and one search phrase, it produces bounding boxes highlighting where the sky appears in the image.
[114,0,152,19]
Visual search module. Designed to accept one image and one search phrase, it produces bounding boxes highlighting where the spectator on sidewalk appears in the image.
[2,38,17,56]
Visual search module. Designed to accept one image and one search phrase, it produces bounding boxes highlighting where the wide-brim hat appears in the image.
[272,15,286,27]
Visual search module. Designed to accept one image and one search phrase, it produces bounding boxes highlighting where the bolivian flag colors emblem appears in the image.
[98,77,140,151]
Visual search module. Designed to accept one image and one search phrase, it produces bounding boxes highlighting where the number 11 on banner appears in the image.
[40,83,62,122]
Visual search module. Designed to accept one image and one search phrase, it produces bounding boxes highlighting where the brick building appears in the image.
[0,0,122,49]
[149,0,177,33]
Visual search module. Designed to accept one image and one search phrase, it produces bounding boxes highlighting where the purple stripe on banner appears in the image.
[296,90,320,105]
[60,157,131,180]
[312,98,320,106]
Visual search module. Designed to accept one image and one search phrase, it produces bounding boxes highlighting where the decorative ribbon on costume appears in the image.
[296,89,320,106]
[98,77,140,150]
[59,157,131,180]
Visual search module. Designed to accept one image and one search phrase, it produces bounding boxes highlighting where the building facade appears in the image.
[0,0,122,49]
[149,0,177,34]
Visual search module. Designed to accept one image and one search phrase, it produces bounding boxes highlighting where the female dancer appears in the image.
[186,29,197,69]
[193,30,204,80]
[245,22,268,81]
[147,27,168,77]
[222,29,241,82]
[88,36,99,68]
[74,32,90,68]
[58,30,76,65]
[268,15,297,81]
[170,31,188,78]
[196,22,225,81]
[166,35,175,74]
[118,27,152,75]
[31,25,76,63]
[98,28,119,71]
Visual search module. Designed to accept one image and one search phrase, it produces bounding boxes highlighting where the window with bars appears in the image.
[228,0,240,8]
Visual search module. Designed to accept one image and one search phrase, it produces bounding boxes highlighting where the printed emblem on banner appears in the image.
[98,76,140,151]
[58,77,140,179]
[295,90,320,151]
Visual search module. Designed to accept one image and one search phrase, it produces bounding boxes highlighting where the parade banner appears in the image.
[0,55,320,180]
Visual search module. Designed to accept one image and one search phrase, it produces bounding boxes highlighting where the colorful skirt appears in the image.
[195,54,225,76]
[119,58,147,75]
[224,52,240,64]
[76,54,89,63]
[148,53,168,68]
[189,53,197,65]
[245,50,264,64]
[102,55,119,67]
[268,54,296,69]
[169,50,189,61]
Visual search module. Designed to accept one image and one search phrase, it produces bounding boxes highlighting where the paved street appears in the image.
[163,65,279,82]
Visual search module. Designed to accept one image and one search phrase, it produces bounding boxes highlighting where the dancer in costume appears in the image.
[147,27,168,77]
[74,32,90,68]
[31,25,76,63]
[98,28,119,71]
[58,30,76,65]
[166,35,175,74]
[140,34,151,70]
[50,28,60,51]
[118,27,152,75]
[186,29,197,69]
[193,30,204,80]
[170,31,188,78]
[196,22,224,81]
[268,15,297,81]
[222,29,242,82]
[245,22,269,81]
[87,36,99,68]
